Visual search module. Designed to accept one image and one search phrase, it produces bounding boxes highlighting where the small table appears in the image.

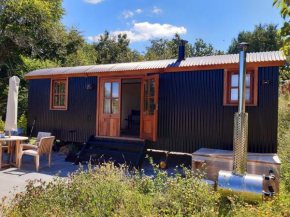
[0,136,29,168]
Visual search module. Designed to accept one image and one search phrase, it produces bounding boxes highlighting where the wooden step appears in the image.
[88,140,144,153]
[75,135,146,168]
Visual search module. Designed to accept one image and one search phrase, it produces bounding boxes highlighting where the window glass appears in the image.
[112,82,119,98]
[143,80,148,97]
[54,96,59,106]
[60,95,65,106]
[104,82,111,98]
[143,98,148,115]
[231,89,238,101]
[104,99,110,114]
[60,83,66,93]
[149,79,155,96]
[112,99,119,114]
[54,83,60,94]
[245,88,250,101]
[246,74,251,87]
[149,98,155,115]
[231,74,239,87]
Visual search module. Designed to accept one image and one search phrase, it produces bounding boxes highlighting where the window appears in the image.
[223,68,258,106]
[142,78,155,115]
[103,82,119,114]
[51,79,68,110]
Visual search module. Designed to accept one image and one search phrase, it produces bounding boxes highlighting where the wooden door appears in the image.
[140,74,159,141]
[99,78,121,137]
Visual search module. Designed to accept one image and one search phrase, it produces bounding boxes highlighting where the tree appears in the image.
[192,38,224,57]
[0,56,60,118]
[0,0,65,67]
[94,31,143,64]
[273,0,290,55]
[228,24,283,54]
[144,38,172,60]
[144,34,224,61]
[0,0,95,119]
[0,0,65,119]
[272,1,290,81]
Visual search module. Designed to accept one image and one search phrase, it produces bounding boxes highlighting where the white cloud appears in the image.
[88,22,186,43]
[152,6,162,14]
[114,22,186,42]
[122,10,134,19]
[83,0,104,4]
[135,9,142,14]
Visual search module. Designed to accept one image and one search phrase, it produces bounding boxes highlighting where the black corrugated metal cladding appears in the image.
[27,77,97,142]
[147,67,279,153]
[27,67,278,153]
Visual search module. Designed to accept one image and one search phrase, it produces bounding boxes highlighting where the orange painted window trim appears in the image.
[50,78,68,110]
[223,68,258,106]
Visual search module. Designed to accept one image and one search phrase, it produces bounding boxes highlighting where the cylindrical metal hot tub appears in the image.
[217,170,263,202]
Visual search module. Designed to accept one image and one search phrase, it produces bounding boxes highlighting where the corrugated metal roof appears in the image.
[25,51,286,77]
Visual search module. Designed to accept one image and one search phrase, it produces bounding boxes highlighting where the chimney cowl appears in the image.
[178,40,188,61]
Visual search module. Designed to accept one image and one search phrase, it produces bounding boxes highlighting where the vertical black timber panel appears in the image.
[27,77,98,142]
[147,67,279,153]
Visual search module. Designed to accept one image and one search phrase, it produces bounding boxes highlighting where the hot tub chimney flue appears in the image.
[233,42,249,175]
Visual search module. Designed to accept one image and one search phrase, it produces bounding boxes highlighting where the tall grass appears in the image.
[278,93,290,192]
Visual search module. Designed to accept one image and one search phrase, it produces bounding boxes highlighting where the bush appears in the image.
[278,94,290,192]
[17,113,27,135]
[0,116,5,132]
[0,163,220,217]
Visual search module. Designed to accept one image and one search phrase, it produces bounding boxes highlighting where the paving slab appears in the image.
[0,152,81,199]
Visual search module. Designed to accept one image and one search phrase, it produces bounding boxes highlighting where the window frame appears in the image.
[223,68,258,106]
[103,81,120,114]
[50,78,68,110]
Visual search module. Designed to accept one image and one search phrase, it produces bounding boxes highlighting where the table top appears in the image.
[0,136,29,141]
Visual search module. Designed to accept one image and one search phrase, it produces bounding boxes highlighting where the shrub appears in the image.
[0,163,220,216]
[17,113,27,135]
[0,116,5,132]
[278,94,290,192]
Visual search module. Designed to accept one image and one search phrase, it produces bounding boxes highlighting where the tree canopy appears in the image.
[93,31,143,64]
[228,24,283,54]
[144,34,224,61]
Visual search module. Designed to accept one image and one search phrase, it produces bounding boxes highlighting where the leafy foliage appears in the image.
[0,164,220,216]
[94,31,144,64]
[228,24,283,54]
[278,93,290,191]
[0,1,95,120]
[17,113,27,135]
[0,116,5,132]
[1,159,290,216]
[145,34,224,60]
[273,0,290,55]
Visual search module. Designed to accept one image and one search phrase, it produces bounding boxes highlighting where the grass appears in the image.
[0,94,289,216]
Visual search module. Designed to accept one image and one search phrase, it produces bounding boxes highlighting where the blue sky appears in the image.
[62,0,284,53]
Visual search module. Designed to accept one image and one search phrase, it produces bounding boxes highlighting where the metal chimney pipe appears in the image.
[233,42,249,175]
[238,43,248,114]
[178,40,188,61]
